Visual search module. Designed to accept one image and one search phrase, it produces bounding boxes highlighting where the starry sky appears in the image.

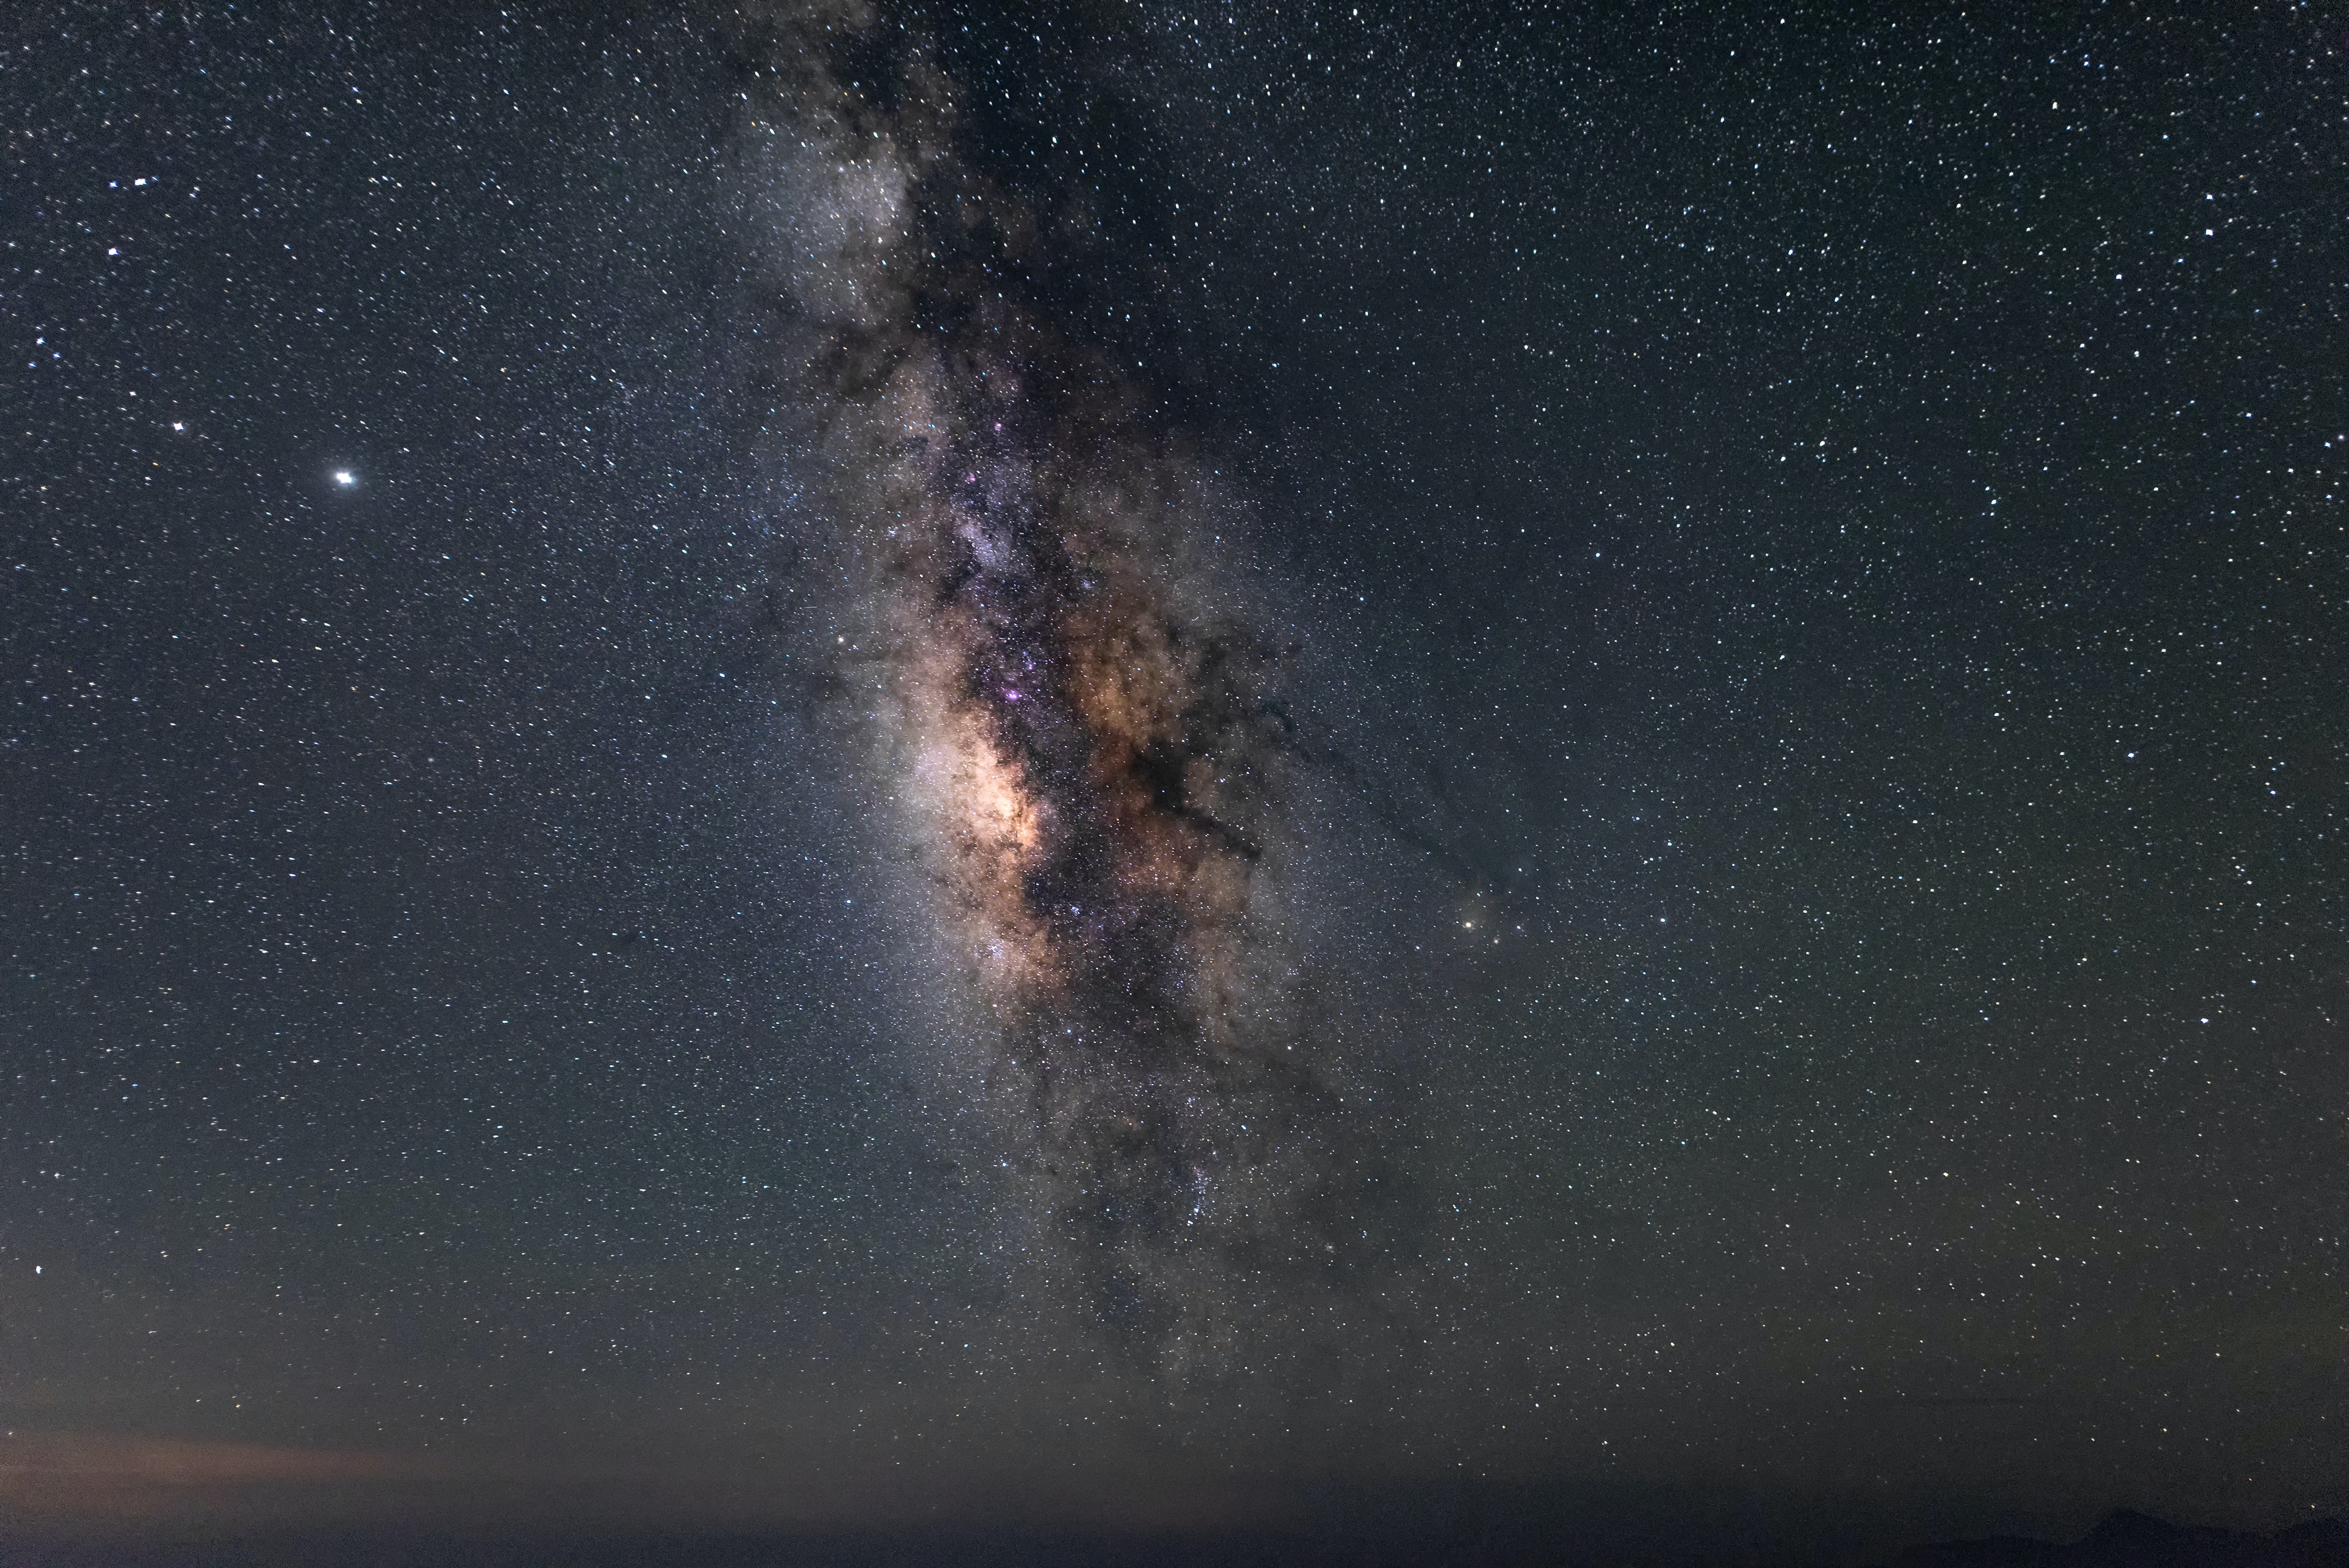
[3,3,2343,1563]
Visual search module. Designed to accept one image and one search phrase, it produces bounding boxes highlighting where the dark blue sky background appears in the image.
[3,3,2342,1561]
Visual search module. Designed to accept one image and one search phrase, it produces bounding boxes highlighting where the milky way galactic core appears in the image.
[731,3,1400,1368]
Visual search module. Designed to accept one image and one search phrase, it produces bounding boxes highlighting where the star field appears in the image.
[2,4,2342,1563]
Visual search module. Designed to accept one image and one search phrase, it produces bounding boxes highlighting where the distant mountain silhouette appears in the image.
[8,1507,2343,1568]
[1886,1509,2349,1568]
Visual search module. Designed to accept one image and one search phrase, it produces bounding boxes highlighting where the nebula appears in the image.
[730,3,1392,1366]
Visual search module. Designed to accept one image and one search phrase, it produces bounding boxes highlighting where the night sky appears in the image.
[4,3,2344,1563]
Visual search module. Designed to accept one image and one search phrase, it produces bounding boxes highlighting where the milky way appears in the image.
[730,3,1397,1369]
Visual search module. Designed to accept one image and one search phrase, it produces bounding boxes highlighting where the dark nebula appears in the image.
[728,2,1392,1367]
